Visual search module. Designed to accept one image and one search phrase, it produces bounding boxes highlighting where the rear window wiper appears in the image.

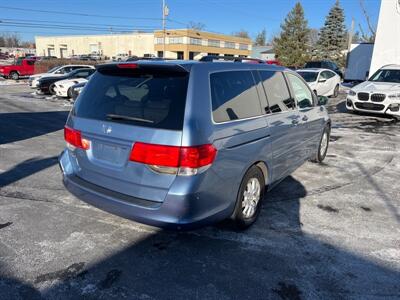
[106,114,154,124]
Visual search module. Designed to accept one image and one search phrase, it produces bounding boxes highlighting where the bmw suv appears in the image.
[59,59,331,229]
[346,64,400,118]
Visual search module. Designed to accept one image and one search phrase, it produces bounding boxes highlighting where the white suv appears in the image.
[346,64,400,118]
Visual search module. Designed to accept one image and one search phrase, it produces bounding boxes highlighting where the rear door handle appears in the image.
[302,115,309,122]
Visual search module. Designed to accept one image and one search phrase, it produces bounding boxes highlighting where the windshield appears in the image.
[297,71,318,82]
[73,70,189,130]
[369,69,400,83]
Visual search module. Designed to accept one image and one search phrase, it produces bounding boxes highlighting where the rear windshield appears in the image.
[304,62,321,68]
[73,70,189,130]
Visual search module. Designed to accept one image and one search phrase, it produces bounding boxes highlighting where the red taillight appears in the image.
[117,63,138,69]
[64,126,90,150]
[130,142,217,170]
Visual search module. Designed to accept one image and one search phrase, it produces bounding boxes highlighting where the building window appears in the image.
[189,38,202,45]
[208,53,219,56]
[239,44,248,50]
[224,42,236,49]
[155,37,164,44]
[169,37,183,44]
[208,39,220,47]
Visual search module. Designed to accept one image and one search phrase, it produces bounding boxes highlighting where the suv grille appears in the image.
[355,102,385,111]
[371,93,386,102]
[357,92,369,101]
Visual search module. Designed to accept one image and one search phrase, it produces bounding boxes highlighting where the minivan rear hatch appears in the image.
[69,62,189,202]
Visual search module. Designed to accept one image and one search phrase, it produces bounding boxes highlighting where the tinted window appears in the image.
[305,61,321,68]
[26,60,35,66]
[287,73,314,109]
[297,71,318,83]
[74,70,189,130]
[210,71,262,123]
[259,71,294,113]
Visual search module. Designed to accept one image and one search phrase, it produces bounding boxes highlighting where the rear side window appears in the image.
[259,71,294,113]
[210,71,262,123]
[73,70,189,130]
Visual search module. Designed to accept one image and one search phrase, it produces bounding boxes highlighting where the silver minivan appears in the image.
[59,59,330,229]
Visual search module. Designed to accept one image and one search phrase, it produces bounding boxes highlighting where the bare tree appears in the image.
[358,0,376,42]
[187,21,206,31]
[233,29,250,39]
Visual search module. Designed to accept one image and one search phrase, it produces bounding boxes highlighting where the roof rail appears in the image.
[199,55,265,64]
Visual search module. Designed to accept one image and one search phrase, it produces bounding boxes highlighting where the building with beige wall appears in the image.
[154,29,252,59]
[35,29,252,60]
[35,33,155,59]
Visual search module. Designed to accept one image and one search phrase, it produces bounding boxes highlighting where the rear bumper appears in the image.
[59,150,234,229]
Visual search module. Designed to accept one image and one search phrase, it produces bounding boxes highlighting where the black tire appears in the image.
[49,83,56,95]
[331,84,339,98]
[311,125,330,163]
[10,71,19,80]
[67,87,73,99]
[231,165,265,229]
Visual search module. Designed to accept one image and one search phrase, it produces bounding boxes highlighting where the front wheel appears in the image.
[49,83,56,95]
[232,166,265,229]
[10,71,19,80]
[311,126,330,163]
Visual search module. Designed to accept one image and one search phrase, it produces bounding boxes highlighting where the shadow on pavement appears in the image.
[1,176,398,299]
[0,156,58,188]
[0,111,68,144]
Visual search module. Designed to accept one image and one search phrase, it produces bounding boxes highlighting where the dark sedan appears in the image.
[37,68,95,95]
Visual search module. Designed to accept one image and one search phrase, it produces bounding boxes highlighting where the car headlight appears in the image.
[349,90,356,96]
[388,93,400,100]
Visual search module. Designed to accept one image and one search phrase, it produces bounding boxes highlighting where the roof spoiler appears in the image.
[96,62,189,74]
[199,55,265,64]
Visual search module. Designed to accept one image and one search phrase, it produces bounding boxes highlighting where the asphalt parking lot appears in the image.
[0,83,399,300]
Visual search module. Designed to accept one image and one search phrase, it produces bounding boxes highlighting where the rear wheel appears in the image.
[67,87,73,99]
[311,126,330,163]
[10,71,19,80]
[332,84,339,98]
[232,166,265,229]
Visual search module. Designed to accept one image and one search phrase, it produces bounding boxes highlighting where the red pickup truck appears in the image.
[0,58,36,80]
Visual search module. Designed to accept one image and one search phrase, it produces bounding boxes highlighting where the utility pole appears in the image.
[162,0,169,58]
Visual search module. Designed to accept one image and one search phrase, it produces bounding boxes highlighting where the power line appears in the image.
[0,18,159,29]
[0,5,189,26]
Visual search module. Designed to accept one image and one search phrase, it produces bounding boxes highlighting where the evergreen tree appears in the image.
[317,0,347,62]
[255,29,266,46]
[273,2,310,67]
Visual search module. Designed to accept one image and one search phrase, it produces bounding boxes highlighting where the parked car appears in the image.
[54,74,93,98]
[304,60,343,79]
[59,61,330,230]
[112,53,129,61]
[0,58,36,80]
[346,64,400,118]
[297,68,341,97]
[70,81,87,100]
[0,53,10,60]
[37,68,95,94]
[29,64,95,88]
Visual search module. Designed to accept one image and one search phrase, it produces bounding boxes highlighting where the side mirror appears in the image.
[318,78,327,83]
[318,96,328,106]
